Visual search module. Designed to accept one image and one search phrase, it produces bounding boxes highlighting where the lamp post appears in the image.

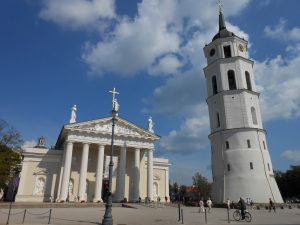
[178,186,180,204]
[102,105,118,225]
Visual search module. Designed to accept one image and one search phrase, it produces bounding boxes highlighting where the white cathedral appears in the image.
[203,8,283,203]
[16,92,170,203]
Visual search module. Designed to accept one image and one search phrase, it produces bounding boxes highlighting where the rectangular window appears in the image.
[226,141,230,149]
[227,164,231,171]
[223,45,232,58]
[268,163,270,171]
[250,162,253,170]
[216,113,220,128]
[263,141,266,150]
[247,140,251,148]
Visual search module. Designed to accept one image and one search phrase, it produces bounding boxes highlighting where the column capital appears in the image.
[82,142,92,146]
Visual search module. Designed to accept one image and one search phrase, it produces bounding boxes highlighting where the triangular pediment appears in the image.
[64,117,159,140]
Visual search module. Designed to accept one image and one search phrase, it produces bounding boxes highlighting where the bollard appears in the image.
[48,209,52,224]
[178,203,181,221]
[204,208,207,224]
[181,209,183,224]
[6,200,13,225]
[22,209,27,224]
[227,207,230,223]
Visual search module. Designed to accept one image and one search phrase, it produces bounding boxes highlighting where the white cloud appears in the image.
[281,150,300,161]
[264,18,300,42]
[82,0,250,76]
[39,0,116,30]
[159,104,210,155]
[149,54,183,76]
[254,46,300,121]
[21,140,37,150]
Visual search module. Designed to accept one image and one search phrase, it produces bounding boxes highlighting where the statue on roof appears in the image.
[148,116,154,133]
[69,105,77,124]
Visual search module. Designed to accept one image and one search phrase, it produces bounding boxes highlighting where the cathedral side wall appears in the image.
[16,149,61,202]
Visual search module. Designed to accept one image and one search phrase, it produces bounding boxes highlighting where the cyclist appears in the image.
[238,197,246,220]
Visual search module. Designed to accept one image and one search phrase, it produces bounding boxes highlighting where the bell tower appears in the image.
[203,7,283,203]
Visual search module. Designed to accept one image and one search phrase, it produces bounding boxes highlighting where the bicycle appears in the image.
[233,209,252,222]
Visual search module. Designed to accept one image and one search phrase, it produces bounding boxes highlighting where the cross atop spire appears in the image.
[216,0,223,13]
[109,87,119,111]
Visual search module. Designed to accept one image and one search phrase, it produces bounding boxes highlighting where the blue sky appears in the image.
[1,0,300,185]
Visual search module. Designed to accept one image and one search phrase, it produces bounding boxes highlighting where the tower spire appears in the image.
[217,0,226,30]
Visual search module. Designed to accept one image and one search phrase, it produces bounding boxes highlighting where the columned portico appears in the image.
[78,143,89,202]
[93,145,105,202]
[132,148,140,202]
[147,149,153,200]
[116,143,126,202]
[59,141,73,202]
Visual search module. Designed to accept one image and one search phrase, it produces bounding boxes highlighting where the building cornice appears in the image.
[208,127,266,138]
[203,56,254,75]
[206,89,260,102]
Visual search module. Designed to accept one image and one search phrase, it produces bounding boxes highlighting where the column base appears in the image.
[93,199,103,203]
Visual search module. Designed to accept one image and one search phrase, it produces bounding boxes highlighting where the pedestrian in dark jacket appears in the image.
[238,197,246,220]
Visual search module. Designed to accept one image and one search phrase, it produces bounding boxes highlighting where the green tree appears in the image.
[0,119,22,189]
[275,166,300,199]
[192,172,212,199]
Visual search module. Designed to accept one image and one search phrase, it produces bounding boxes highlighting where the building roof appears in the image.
[212,11,235,41]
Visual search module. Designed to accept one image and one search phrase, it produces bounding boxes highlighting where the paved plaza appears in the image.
[0,204,300,225]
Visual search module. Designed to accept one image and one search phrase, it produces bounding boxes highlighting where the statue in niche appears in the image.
[34,177,45,195]
[69,105,77,124]
[148,116,154,133]
[68,180,74,195]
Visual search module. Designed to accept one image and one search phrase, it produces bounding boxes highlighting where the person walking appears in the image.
[199,199,205,213]
[269,198,276,212]
[207,198,212,213]
[226,199,231,209]
[238,197,246,220]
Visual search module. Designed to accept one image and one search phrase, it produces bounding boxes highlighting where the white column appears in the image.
[147,149,153,201]
[78,143,89,202]
[59,141,73,202]
[93,145,104,202]
[116,144,126,202]
[132,148,140,202]
[165,168,169,200]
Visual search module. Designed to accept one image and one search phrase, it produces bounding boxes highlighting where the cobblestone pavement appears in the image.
[0,203,299,225]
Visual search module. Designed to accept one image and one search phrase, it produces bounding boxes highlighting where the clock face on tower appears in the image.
[238,44,244,52]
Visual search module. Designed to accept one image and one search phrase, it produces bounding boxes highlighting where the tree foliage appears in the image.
[0,119,22,149]
[192,172,212,199]
[0,119,22,189]
[275,165,300,199]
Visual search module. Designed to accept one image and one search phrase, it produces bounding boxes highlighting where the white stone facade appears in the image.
[16,117,170,203]
[203,13,283,203]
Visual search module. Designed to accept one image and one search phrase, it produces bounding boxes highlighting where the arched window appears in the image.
[245,71,252,91]
[251,107,258,125]
[227,164,231,171]
[212,76,218,95]
[227,70,237,90]
[263,141,266,150]
[267,163,270,171]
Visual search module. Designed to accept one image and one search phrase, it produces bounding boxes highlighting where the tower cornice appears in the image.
[203,56,254,76]
[208,127,266,138]
[206,89,260,102]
